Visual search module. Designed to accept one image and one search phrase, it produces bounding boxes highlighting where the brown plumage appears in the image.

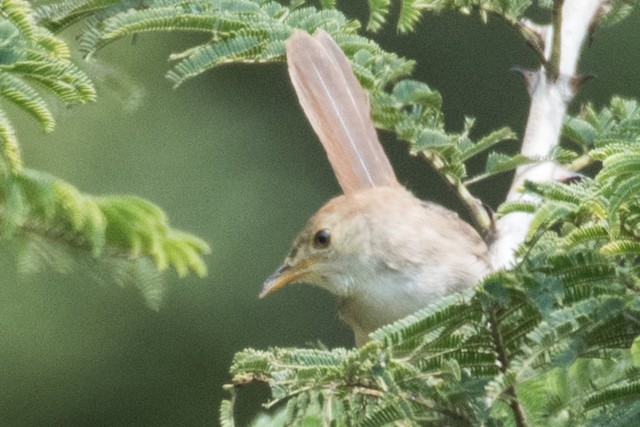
[261,30,490,346]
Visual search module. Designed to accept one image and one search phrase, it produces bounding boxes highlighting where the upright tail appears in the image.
[286,30,399,194]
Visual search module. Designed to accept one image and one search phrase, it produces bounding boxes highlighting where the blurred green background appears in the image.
[1,4,639,426]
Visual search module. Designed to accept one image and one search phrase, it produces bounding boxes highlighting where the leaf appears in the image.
[486,152,533,174]
[167,33,265,87]
[397,0,428,33]
[391,79,441,109]
[495,200,537,217]
[563,116,596,147]
[598,152,640,183]
[366,0,533,32]
[1,169,210,305]
[0,109,21,173]
[460,126,516,162]
[466,152,533,184]
[219,399,234,427]
[561,224,609,247]
[367,0,391,32]
[0,1,96,171]
[0,71,55,132]
[633,336,640,367]
[600,240,640,256]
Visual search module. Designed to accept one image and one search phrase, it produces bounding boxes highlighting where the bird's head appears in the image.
[260,187,407,299]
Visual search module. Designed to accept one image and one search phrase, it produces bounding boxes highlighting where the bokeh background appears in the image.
[2,3,639,426]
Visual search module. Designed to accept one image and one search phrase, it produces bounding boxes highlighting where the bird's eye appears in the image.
[313,229,331,248]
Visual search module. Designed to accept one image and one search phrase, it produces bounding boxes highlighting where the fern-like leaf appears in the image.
[367,0,391,32]
[1,169,210,305]
[0,1,96,172]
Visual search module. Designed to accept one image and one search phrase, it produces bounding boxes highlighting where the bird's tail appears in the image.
[286,30,399,194]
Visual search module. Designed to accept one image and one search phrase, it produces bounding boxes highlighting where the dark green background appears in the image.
[2,4,639,426]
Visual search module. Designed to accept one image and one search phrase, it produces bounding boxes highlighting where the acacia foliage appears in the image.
[4,0,640,425]
[0,0,209,307]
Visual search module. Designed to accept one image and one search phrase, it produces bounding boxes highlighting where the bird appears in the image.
[260,29,491,347]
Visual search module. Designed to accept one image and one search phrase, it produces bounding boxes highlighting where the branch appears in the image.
[490,0,607,269]
[488,308,528,427]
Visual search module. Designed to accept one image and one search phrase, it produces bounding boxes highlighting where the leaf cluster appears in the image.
[366,0,638,33]
[1,167,210,307]
[367,0,531,33]
[0,0,210,306]
[36,0,365,87]
[0,0,95,173]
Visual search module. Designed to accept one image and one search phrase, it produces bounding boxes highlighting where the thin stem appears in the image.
[419,151,493,238]
[569,153,594,172]
[488,308,528,427]
[515,21,548,68]
[548,0,565,81]
[456,180,493,237]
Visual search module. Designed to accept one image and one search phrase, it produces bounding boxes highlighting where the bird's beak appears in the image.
[259,258,316,298]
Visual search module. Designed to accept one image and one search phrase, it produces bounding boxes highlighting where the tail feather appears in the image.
[286,30,399,194]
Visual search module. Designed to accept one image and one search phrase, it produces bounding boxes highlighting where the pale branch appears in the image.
[490,0,607,269]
